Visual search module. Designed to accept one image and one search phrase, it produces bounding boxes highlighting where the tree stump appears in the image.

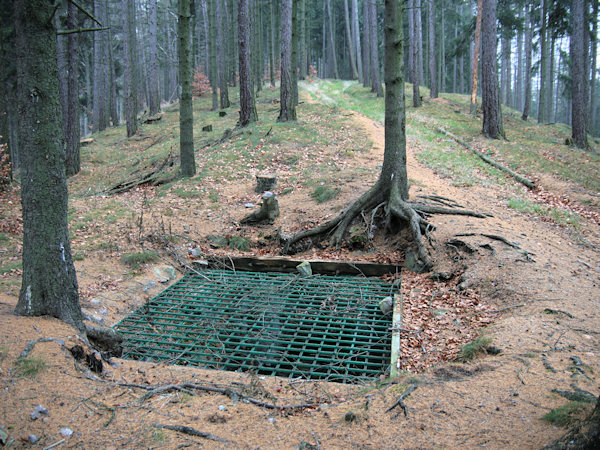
[256,174,276,193]
[202,124,213,132]
[219,111,227,117]
[241,192,280,224]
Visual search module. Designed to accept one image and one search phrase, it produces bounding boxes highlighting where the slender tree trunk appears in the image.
[408,0,415,83]
[238,0,257,126]
[92,0,107,132]
[501,34,510,105]
[179,0,196,176]
[107,22,119,126]
[369,1,383,96]
[14,0,84,332]
[429,0,438,98]
[481,0,504,139]
[416,0,423,86]
[362,0,371,87]
[209,0,218,110]
[538,0,551,123]
[470,0,483,114]
[298,0,307,79]
[148,0,161,115]
[522,3,533,120]
[571,0,588,148]
[516,15,523,110]
[590,0,598,136]
[216,0,230,108]
[278,0,296,121]
[352,0,362,83]
[343,0,358,79]
[326,0,339,79]
[270,0,276,86]
[412,0,422,106]
[123,0,138,137]
[291,0,299,106]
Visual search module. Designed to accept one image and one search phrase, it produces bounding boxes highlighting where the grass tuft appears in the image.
[311,185,341,204]
[455,336,493,362]
[542,401,594,427]
[121,250,160,270]
[14,358,47,378]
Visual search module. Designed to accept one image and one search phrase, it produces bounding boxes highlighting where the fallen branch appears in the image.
[152,424,230,443]
[125,381,317,411]
[20,337,66,358]
[386,384,417,416]
[437,126,536,189]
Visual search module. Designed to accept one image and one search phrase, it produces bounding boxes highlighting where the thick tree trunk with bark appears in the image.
[470,0,483,114]
[591,0,598,136]
[14,0,84,332]
[411,0,421,107]
[571,0,588,149]
[538,0,551,124]
[326,0,339,79]
[481,0,504,139]
[238,0,257,127]
[179,0,196,176]
[148,0,161,116]
[123,0,138,137]
[428,0,437,98]
[278,0,296,122]
[291,0,299,106]
[93,0,108,133]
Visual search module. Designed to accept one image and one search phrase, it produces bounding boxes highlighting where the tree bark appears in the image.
[522,3,533,121]
[148,0,161,115]
[179,0,196,176]
[571,0,588,149]
[14,0,84,332]
[369,1,383,96]
[208,0,218,110]
[326,0,339,79]
[298,0,307,79]
[411,0,421,107]
[362,0,371,87]
[538,0,551,123]
[481,0,504,139]
[291,0,299,106]
[429,0,438,98]
[352,0,362,83]
[343,0,358,79]
[123,0,138,137]
[591,0,598,136]
[216,0,230,109]
[278,0,296,122]
[237,0,257,127]
[470,0,483,114]
[92,0,108,133]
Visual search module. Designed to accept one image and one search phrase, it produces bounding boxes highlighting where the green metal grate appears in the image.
[115,269,396,383]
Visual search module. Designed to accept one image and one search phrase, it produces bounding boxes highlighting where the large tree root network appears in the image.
[282,181,489,271]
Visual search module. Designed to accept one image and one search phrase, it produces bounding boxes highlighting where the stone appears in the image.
[379,297,393,315]
[296,261,312,277]
[244,203,254,208]
[59,428,73,438]
[28,434,39,444]
[218,405,227,411]
[142,281,158,292]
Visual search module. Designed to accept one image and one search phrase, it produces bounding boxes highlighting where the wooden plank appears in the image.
[390,293,403,378]
[200,256,402,277]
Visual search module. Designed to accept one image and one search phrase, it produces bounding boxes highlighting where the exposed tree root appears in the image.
[152,424,230,443]
[282,184,490,272]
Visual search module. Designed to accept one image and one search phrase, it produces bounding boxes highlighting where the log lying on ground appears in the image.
[143,114,162,124]
[104,153,176,195]
[437,126,536,189]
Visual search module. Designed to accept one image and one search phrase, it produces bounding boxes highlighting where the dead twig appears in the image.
[386,384,417,417]
[20,337,68,358]
[473,304,525,315]
[152,424,230,443]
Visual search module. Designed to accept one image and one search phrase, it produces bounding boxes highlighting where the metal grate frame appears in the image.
[115,269,396,383]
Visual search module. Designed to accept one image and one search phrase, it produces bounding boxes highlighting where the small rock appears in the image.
[28,434,39,444]
[268,417,276,424]
[244,203,255,208]
[34,405,48,415]
[188,248,202,257]
[296,261,312,277]
[90,298,101,305]
[59,428,73,438]
[30,412,40,420]
[379,297,393,315]
[99,308,108,315]
[142,281,158,292]
[218,405,227,411]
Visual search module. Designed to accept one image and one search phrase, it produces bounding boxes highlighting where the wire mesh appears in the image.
[115,269,397,383]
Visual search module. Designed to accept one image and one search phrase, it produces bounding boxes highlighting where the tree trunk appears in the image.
[179,0,196,176]
[501,34,510,106]
[298,0,307,79]
[538,0,551,123]
[343,0,358,79]
[209,0,218,110]
[362,0,371,87]
[291,0,299,106]
[522,3,533,121]
[123,0,138,137]
[14,0,84,332]
[416,0,423,87]
[278,0,296,121]
[369,1,383,96]
[238,0,258,127]
[470,0,483,114]
[590,0,598,136]
[481,0,504,139]
[429,0,438,98]
[412,0,421,107]
[216,0,230,109]
[571,0,588,149]
[92,0,108,133]
[352,0,362,83]
[326,0,339,79]
[516,14,523,110]
[408,0,415,84]
[149,0,161,115]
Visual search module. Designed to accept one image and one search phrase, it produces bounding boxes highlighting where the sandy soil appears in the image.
[0,92,598,449]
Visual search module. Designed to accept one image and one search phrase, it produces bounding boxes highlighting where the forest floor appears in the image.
[0,80,599,448]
